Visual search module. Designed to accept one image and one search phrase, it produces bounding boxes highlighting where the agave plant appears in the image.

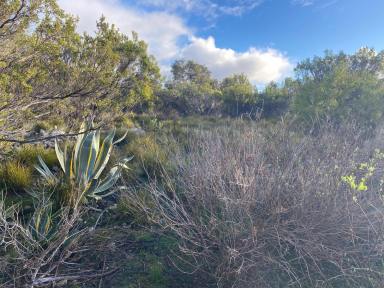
[35,123,131,205]
[29,201,59,244]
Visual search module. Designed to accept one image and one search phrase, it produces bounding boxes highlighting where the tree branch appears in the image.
[0,125,104,144]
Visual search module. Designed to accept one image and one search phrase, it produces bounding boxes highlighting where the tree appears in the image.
[292,48,384,128]
[159,60,220,115]
[220,74,257,117]
[0,0,59,39]
[0,3,160,142]
[171,59,212,85]
[258,79,297,118]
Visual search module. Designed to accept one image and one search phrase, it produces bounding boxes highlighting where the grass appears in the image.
[0,161,33,193]
[121,134,169,180]
[14,145,58,168]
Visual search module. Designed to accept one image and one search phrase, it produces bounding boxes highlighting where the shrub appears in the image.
[131,121,384,288]
[0,161,33,193]
[0,193,89,286]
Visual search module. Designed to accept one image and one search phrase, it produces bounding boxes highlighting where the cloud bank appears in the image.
[59,0,293,85]
[181,37,292,85]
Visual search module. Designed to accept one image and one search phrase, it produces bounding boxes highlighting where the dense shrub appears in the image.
[126,121,384,288]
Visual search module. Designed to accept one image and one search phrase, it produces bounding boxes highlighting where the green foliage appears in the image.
[159,60,221,115]
[0,4,160,140]
[35,122,131,205]
[221,73,257,116]
[258,80,296,118]
[0,161,33,193]
[122,134,168,180]
[342,149,384,201]
[171,59,212,85]
[14,145,58,168]
[292,48,384,127]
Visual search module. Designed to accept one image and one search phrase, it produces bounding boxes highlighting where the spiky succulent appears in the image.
[36,122,131,203]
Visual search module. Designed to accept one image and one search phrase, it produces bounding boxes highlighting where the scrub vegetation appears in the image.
[0,1,383,287]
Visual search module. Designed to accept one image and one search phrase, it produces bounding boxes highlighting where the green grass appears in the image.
[14,145,58,168]
[0,161,33,193]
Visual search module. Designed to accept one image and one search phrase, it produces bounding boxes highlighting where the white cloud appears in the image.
[58,0,191,61]
[58,0,293,84]
[181,37,293,85]
[137,0,263,18]
[291,0,315,6]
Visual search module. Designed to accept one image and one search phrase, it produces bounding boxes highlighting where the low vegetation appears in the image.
[1,1,384,287]
[124,121,384,287]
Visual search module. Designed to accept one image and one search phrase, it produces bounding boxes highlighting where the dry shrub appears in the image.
[126,121,384,288]
[0,191,119,287]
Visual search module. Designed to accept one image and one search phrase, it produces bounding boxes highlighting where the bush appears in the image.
[131,121,384,288]
[0,161,33,193]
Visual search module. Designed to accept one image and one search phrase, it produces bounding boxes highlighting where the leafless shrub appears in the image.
[0,192,120,287]
[125,121,384,287]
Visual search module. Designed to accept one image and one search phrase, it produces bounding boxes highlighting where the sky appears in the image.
[58,0,384,86]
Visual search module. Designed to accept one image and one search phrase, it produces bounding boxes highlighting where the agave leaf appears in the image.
[91,188,118,199]
[113,130,128,145]
[55,140,66,173]
[122,156,134,163]
[30,204,53,241]
[35,156,56,181]
[118,156,134,170]
[92,129,116,179]
[34,165,50,179]
[64,145,72,181]
[86,131,100,180]
[73,122,88,174]
[76,130,96,183]
[93,166,120,195]
[94,129,100,155]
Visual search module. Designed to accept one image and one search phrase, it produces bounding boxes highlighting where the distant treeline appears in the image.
[157,49,384,130]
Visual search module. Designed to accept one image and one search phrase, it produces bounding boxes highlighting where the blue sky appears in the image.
[59,0,384,85]
[205,0,384,60]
